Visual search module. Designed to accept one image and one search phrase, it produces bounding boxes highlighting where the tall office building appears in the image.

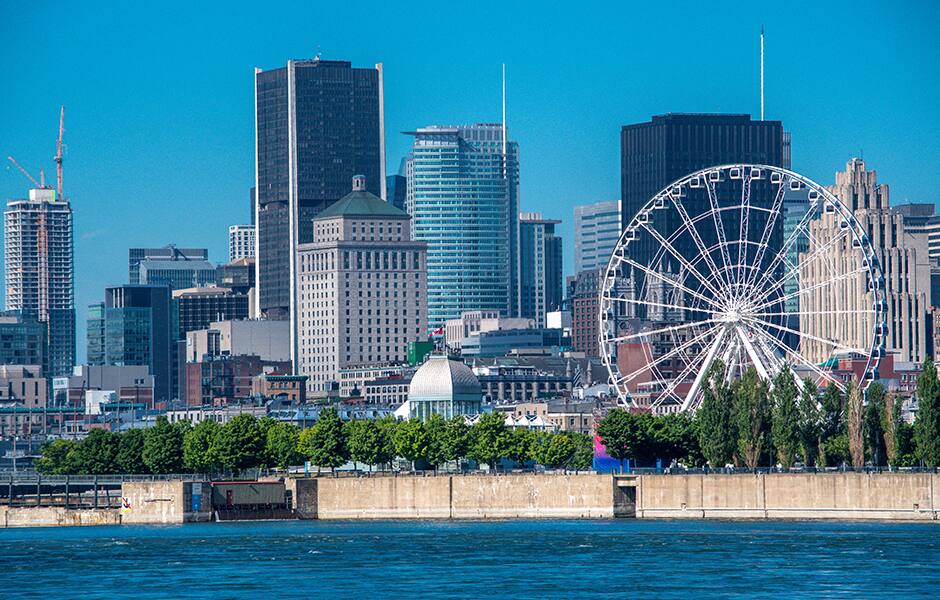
[296,176,426,395]
[228,224,255,262]
[801,159,929,364]
[129,246,209,284]
[172,287,250,341]
[519,213,563,327]
[405,124,519,329]
[4,188,75,377]
[255,57,385,371]
[620,113,786,319]
[0,311,47,368]
[386,174,406,212]
[573,200,621,272]
[87,285,174,405]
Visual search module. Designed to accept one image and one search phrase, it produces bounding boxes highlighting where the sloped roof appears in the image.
[315,190,408,220]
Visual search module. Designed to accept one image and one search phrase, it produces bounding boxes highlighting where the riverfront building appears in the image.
[519,213,563,327]
[4,188,75,377]
[254,57,385,375]
[574,200,621,273]
[405,124,520,329]
[296,177,427,396]
[406,353,482,420]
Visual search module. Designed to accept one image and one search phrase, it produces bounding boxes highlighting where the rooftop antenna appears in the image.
[501,63,507,162]
[760,26,765,120]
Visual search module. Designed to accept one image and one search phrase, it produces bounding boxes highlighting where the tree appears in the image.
[116,429,148,474]
[468,411,512,471]
[695,361,736,468]
[567,432,595,472]
[256,417,278,467]
[733,367,771,469]
[914,357,940,467]
[846,383,865,469]
[864,382,886,466]
[392,418,427,470]
[441,416,470,467]
[508,427,538,467]
[423,414,451,470]
[597,408,638,468]
[35,438,80,475]
[266,422,302,470]
[882,392,900,467]
[374,416,399,469]
[345,419,382,471]
[537,432,576,470]
[75,429,120,474]
[820,384,845,442]
[183,420,221,474]
[213,414,264,473]
[142,416,185,474]
[645,412,701,467]
[797,379,821,466]
[298,408,348,473]
[771,367,800,469]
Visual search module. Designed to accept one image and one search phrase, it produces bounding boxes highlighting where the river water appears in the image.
[1,519,938,598]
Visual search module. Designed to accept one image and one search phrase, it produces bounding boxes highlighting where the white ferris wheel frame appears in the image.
[599,164,888,412]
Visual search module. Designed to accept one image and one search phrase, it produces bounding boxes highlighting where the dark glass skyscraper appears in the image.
[255,58,385,368]
[620,114,786,319]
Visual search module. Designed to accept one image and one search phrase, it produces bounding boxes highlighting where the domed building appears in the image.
[405,353,483,420]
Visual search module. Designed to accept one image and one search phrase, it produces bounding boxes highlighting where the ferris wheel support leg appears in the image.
[735,325,772,382]
[680,328,727,412]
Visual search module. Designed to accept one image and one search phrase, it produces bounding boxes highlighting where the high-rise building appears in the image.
[88,285,174,405]
[0,311,47,368]
[896,203,940,266]
[801,159,929,364]
[519,213,563,326]
[138,258,216,290]
[228,224,255,262]
[216,258,256,297]
[574,200,621,273]
[620,113,786,320]
[172,287,250,342]
[254,57,386,375]
[296,176,427,396]
[128,246,208,284]
[4,188,75,377]
[386,174,406,212]
[405,124,519,328]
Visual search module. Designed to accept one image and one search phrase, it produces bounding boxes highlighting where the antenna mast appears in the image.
[55,106,64,197]
[501,64,507,160]
[760,26,765,121]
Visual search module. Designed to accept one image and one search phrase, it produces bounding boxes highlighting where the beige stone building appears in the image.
[800,159,928,364]
[297,176,427,396]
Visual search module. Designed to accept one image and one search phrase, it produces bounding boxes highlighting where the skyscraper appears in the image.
[128,246,209,284]
[405,124,519,329]
[255,57,385,370]
[88,285,174,405]
[296,176,427,396]
[228,224,255,262]
[4,188,75,377]
[519,212,563,327]
[573,200,621,273]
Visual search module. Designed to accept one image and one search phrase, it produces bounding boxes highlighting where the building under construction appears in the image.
[4,109,75,377]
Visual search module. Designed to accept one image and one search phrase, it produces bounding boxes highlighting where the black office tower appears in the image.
[255,58,385,367]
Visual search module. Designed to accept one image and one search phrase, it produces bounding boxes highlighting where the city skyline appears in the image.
[2,1,940,363]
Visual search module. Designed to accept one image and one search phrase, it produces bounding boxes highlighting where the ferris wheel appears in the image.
[600,164,887,412]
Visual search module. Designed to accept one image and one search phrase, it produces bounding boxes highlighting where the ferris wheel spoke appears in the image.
[702,177,735,285]
[639,222,726,300]
[668,192,734,291]
[736,173,753,290]
[608,318,719,345]
[618,257,723,310]
[750,266,868,313]
[743,177,789,291]
[620,324,720,384]
[748,325,848,393]
[751,309,874,318]
[607,295,694,315]
[656,335,719,409]
[741,314,866,355]
[752,200,824,293]
[678,328,729,411]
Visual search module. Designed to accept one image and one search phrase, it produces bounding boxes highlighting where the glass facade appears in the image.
[255,59,384,320]
[519,214,563,326]
[405,124,519,329]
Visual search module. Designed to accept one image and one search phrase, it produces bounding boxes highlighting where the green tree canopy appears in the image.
[864,382,887,466]
[508,427,538,466]
[797,379,821,466]
[183,420,221,474]
[298,408,348,472]
[374,416,399,468]
[423,414,451,469]
[393,418,427,468]
[142,417,185,474]
[265,422,302,470]
[597,408,638,464]
[345,419,383,469]
[213,414,265,472]
[441,416,470,465]
[468,411,512,469]
[915,358,940,467]
[35,438,80,475]
[567,432,595,471]
[116,428,148,474]
[76,429,120,474]
[733,367,771,469]
[695,361,736,467]
[537,431,576,469]
[771,367,800,469]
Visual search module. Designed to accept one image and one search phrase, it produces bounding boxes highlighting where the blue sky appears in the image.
[2,0,939,362]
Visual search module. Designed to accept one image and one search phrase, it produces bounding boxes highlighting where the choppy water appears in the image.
[1,519,938,598]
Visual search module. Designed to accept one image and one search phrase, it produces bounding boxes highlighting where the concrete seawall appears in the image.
[636,473,940,520]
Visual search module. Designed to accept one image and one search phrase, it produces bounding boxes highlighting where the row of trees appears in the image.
[598,360,940,470]
[36,411,594,475]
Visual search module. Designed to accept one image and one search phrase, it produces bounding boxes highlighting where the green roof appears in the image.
[315,190,408,220]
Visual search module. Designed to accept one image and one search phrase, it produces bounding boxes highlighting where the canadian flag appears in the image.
[431,325,445,336]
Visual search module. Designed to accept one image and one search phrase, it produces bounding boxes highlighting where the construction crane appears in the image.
[55,106,64,197]
[6,156,42,188]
